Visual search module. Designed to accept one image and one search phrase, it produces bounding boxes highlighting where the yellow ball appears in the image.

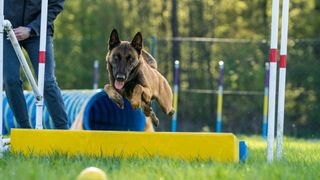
[77,167,108,180]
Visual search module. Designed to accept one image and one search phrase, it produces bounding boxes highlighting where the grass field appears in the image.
[0,136,319,180]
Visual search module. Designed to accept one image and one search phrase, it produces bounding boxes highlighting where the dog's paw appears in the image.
[131,98,141,111]
[142,91,152,104]
[110,93,124,109]
[168,109,175,117]
[104,84,124,109]
[131,102,140,110]
[104,84,112,93]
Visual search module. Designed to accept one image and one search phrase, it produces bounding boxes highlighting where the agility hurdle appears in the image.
[3,90,247,163]
[11,129,246,162]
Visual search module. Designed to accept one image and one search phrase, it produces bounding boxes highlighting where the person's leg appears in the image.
[23,36,68,129]
[3,34,31,128]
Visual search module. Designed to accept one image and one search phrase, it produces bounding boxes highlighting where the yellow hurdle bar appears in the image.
[11,129,239,162]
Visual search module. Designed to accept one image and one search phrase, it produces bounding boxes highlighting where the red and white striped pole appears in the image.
[276,0,290,160]
[267,0,280,163]
[36,0,49,129]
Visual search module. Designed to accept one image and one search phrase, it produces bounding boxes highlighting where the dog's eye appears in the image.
[113,55,120,61]
[126,55,132,61]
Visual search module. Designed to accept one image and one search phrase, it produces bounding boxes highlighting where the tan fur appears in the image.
[130,56,174,116]
[144,117,155,132]
[104,30,174,130]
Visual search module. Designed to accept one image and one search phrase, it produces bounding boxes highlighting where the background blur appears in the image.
[27,0,320,137]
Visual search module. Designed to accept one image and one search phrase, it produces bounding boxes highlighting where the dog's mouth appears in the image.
[114,80,125,90]
[114,74,126,90]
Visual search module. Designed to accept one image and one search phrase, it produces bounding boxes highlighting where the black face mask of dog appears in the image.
[108,29,142,90]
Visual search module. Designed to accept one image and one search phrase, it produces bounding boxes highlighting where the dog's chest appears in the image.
[123,71,145,96]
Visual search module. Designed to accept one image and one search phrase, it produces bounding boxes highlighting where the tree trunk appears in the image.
[171,0,180,69]
[188,1,195,88]
[261,0,268,37]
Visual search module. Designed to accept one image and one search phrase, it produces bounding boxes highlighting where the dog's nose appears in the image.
[116,74,126,81]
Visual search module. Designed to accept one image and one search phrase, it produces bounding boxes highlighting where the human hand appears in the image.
[13,26,31,41]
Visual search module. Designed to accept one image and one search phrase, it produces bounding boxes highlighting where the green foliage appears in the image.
[53,0,172,89]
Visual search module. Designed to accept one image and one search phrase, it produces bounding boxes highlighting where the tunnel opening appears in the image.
[83,91,146,131]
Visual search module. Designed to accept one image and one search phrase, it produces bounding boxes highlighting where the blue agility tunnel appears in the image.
[1,90,146,134]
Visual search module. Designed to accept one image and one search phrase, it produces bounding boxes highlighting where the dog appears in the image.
[104,29,175,130]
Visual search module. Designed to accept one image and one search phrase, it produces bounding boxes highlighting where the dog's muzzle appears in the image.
[116,74,126,81]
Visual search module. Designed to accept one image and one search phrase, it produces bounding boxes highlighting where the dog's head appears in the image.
[107,29,142,90]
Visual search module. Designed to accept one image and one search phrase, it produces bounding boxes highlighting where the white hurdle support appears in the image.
[3,21,42,100]
[267,0,280,163]
[36,0,49,129]
[276,0,290,160]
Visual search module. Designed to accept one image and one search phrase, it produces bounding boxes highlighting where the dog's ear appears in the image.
[109,29,121,50]
[131,32,143,54]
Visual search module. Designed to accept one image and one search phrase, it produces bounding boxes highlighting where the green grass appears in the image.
[0,136,319,180]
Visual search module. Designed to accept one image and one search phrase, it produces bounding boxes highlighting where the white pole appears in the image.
[262,62,269,140]
[0,0,4,150]
[93,60,99,89]
[216,61,224,132]
[267,0,280,163]
[171,60,179,132]
[4,21,42,100]
[36,0,49,129]
[276,0,290,160]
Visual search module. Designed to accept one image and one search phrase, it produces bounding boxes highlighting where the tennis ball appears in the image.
[77,167,108,180]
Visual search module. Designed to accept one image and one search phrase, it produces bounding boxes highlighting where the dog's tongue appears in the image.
[115,80,125,90]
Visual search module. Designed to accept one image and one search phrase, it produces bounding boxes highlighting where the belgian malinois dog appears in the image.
[104,29,175,130]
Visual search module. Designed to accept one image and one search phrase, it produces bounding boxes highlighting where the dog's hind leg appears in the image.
[104,84,124,109]
[149,109,159,127]
[131,84,159,126]
[141,103,159,127]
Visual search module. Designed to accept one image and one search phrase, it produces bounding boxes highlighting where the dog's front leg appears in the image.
[131,84,152,110]
[104,84,124,109]
[131,84,144,110]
